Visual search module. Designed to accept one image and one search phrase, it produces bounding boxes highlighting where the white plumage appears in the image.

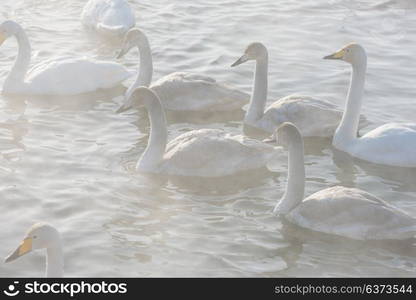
[81,0,135,36]
[326,43,416,167]
[5,223,63,277]
[21,57,130,95]
[288,186,416,240]
[231,42,368,137]
[160,128,277,177]
[0,20,131,96]
[130,87,278,177]
[254,94,368,137]
[116,29,250,113]
[346,123,416,167]
[273,122,416,240]
[151,72,250,112]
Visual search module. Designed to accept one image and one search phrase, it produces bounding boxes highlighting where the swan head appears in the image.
[117,86,158,113]
[231,42,268,67]
[117,28,149,59]
[323,43,367,65]
[5,223,61,263]
[0,20,20,46]
[264,122,301,147]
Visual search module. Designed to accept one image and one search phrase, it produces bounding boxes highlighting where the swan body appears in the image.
[14,56,130,95]
[160,128,276,177]
[0,20,131,96]
[81,0,135,36]
[5,223,63,277]
[116,29,249,113]
[325,43,416,167]
[287,186,416,240]
[150,72,250,112]
[130,87,278,177]
[231,43,368,137]
[253,94,368,137]
[272,122,416,240]
[342,123,416,167]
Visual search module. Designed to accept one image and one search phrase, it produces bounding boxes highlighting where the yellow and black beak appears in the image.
[323,48,346,60]
[0,32,7,46]
[231,54,249,67]
[4,237,32,263]
[116,47,128,59]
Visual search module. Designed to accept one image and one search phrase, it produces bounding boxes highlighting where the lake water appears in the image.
[1,0,416,277]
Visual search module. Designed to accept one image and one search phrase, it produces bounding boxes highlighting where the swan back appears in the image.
[151,72,249,112]
[25,57,131,95]
[160,128,277,177]
[1,20,131,95]
[132,87,272,177]
[81,0,135,36]
[351,123,416,167]
[260,95,369,136]
[116,29,249,113]
[288,186,416,240]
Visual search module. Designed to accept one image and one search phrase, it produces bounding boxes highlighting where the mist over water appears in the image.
[0,0,416,277]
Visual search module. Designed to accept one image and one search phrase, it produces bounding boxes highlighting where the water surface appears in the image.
[0,0,416,277]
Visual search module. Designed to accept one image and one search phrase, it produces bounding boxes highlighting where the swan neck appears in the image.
[46,242,64,278]
[138,96,167,170]
[277,133,305,215]
[246,55,268,124]
[334,60,366,145]
[135,37,153,87]
[6,25,31,85]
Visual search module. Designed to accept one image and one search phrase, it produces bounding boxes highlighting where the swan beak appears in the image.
[116,48,127,59]
[116,98,133,113]
[116,102,129,113]
[231,54,249,67]
[4,237,32,263]
[0,32,6,46]
[323,49,345,60]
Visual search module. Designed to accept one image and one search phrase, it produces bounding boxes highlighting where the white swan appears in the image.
[270,122,416,240]
[0,20,131,96]
[81,0,135,36]
[116,29,250,113]
[128,87,278,177]
[5,223,63,277]
[325,43,416,168]
[231,42,368,137]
